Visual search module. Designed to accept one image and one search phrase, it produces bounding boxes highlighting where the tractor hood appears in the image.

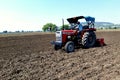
[62,30,77,35]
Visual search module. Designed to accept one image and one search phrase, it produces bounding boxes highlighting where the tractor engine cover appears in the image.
[62,30,77,43]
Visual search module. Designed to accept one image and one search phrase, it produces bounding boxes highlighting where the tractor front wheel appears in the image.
[65,41,75,53]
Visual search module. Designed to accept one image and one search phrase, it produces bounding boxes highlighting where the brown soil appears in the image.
[0,31,120,80]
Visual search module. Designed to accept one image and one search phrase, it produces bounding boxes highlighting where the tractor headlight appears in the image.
[68,36,71,39]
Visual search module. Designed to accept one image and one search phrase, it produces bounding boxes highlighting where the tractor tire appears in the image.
[65,41,75,53]
[82,31,96,48]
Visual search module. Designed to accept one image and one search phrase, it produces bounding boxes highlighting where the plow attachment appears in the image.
[95,38,106,46]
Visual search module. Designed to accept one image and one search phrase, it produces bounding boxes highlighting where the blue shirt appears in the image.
[78,24,83,31]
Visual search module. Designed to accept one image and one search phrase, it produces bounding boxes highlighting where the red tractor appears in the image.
[51,16,105,53]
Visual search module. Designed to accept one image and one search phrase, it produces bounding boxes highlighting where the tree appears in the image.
[113,27,117,29]
[60,24,69,30]
[42,23,57,32]
[3,30,7,33]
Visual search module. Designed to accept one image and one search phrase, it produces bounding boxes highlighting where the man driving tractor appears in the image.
[75,21,83,38]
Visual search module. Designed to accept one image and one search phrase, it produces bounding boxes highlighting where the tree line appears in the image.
[42,23,69,32]
[2,23,120,33]
[42,23,120,32]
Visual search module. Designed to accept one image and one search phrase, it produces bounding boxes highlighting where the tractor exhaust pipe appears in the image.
[62,18,64,30]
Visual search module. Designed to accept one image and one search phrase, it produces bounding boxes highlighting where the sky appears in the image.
[0,0,120,32]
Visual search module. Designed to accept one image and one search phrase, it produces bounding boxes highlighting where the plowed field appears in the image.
[0,31,120,80]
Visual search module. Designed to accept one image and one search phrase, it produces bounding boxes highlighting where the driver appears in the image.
[76,22,83,38]
[77,22,83,31]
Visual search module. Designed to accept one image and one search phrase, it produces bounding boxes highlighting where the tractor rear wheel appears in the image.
[82,31,96,48]
[65,41,75,53]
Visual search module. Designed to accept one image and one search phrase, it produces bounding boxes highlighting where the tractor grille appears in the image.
[56,37,62,41]
[56,31,62,42]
